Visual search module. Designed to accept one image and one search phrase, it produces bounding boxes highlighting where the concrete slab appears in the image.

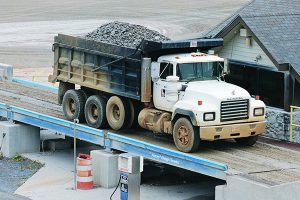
[0,121,40,157]
[216,175,300,200]
[16,148,216,200]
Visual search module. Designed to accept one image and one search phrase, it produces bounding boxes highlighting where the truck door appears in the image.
[153,62,174,111]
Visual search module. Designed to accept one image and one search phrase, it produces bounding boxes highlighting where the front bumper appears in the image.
[200,121,266,141]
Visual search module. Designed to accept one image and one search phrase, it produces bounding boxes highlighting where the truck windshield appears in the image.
[176,62,223,82]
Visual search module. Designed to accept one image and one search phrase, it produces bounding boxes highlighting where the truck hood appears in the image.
[184,80,250,101]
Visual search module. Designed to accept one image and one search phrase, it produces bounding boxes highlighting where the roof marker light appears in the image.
[198,100,203,106]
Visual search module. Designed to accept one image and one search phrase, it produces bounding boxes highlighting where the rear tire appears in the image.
[173,117,200,153]
[62,89,86,122]
[106,96,130,130]
[58,82,74,105]
[85,95,107,129]
[235,135,258,146]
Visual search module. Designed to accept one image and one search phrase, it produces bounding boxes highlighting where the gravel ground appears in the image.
[0,156,43,194]
[84,21,170,48]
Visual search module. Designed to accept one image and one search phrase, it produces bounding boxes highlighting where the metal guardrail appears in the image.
[0,102,228,180]
[290,105,300,142]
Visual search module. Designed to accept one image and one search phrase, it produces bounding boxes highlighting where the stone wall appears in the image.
[264,107,300,143]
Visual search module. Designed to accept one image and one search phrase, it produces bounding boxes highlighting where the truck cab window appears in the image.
[160,62,173,79]
[176,62,221,82]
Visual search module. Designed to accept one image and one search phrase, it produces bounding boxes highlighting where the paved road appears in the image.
[0,192,30,200]
[0,0,249,69]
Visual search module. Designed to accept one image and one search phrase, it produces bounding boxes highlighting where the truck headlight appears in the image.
[254,107,264,116]
[203,112,215,121]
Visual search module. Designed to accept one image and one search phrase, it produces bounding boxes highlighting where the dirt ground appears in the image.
[0,0,249,72]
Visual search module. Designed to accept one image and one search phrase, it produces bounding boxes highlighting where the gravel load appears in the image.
[83,21,170,48]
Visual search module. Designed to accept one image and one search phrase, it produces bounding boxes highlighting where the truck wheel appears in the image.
[106,96,130,130]
[173,117,200,153]
[62,89,85,122]
[58,82,74,105]
[235,135,258,146]
[85,95,107,129]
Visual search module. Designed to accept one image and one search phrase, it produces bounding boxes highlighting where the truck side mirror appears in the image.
[151,62,160,82]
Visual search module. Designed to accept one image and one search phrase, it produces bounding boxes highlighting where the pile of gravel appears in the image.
[83,21,170,48]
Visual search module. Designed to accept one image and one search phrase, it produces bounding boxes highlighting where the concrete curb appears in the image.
[12,77,58,93]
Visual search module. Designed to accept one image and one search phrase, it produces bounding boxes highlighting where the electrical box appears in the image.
[118,153,143,200]
[118,153,143,174]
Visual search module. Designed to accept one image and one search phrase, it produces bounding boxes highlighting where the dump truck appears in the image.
[48,34,266,152]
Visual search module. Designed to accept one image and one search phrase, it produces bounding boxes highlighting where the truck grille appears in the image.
[221,99,249,122]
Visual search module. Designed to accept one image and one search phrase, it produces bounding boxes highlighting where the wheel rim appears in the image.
[89,104,99,123]
[112,104,120,121]
[66,98,76,116]
[178,125,189,146]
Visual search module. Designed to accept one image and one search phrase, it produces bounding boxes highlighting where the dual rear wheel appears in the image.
[62,89,134,130]
[85,95,107,129]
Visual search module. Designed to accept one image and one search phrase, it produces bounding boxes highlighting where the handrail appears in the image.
[290,105,300,142]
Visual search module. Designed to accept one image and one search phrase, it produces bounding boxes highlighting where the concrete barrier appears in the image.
[0,121,40,157]
[0,63,13,81]
[216,175,300,200]
[90,150,120,188]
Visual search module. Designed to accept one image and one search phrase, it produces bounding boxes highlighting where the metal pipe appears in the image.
[290,106,293,142]
[141,58,152,103]
[73,118,79,190]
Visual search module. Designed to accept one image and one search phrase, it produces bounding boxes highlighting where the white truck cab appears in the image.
[139,52,266,152]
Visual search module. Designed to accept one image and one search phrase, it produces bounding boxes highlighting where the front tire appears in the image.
[85,95,107,129]
[106,96,130,130]
[235,135,258,146]
[173,117,200,153]
[62,89,86,121]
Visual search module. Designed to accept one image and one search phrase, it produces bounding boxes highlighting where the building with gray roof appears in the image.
[203,0,300,110]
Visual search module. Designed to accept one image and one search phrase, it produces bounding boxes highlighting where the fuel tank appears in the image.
[138,108,172,134]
